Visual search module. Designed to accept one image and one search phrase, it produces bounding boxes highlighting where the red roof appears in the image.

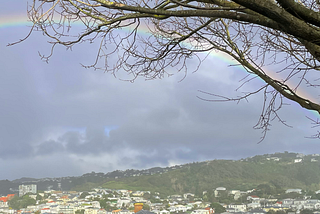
[0,194,15,202]
[0,197,7,202]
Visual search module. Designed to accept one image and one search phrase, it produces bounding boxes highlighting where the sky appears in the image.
[0,1,320,181]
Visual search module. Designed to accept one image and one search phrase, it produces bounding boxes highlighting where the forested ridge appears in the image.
[100,152,320,195]
[2,152,320,196]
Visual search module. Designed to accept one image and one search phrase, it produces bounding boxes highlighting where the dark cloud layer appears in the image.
[0,1,319,180]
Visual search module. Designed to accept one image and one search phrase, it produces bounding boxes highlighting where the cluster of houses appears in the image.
[223,188,320,214]
[0,188,214,214]
[229,195,320,213]
[0,186,320,214]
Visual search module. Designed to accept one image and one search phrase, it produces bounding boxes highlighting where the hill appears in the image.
[100,152,320,195]
[2,152,320,196]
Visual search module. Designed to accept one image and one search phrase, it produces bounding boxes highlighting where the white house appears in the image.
[228,190,241,200]
[282,199,294,208]
[191,209,210,214]
[159,210,170,214]
[285,189,302,194]
[117,197,131,208]
[227,204,247,212]
[247,202,261,210]
[168,205,188,212]
[247,196,260,202]
[184,193,195,199]
[85,207,100,214]
[214,187,227,197]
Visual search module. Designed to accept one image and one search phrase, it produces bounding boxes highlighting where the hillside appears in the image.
[100,152,320,195]
[2,152,320,196]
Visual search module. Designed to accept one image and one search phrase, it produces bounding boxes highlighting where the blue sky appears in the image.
[0,0,319,180]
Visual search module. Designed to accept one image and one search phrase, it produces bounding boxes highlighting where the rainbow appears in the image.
[0,14,31,29]
[2,14,319,118]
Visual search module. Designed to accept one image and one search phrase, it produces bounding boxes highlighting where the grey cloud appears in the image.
[36,140,65,156]
[0,4,318,179]
[0,45,47,159]
[35,127,122,156]
[59,131,83,145]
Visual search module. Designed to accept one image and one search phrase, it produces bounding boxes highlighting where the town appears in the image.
[1,184,320,214]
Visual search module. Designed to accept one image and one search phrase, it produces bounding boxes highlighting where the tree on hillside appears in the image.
[143,204,151,211]
[8,195,36,210]
[15,0,320,139]
[210,202,226,213]
[36,194,43,201]
[79,191,90,199]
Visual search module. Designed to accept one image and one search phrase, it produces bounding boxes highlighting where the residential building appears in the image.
[285,189,302,194]
[191,209,211,214]
[19,184,37,197]
[227,204,246,212]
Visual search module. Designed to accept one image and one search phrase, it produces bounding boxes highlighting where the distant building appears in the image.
[227,203,247,212]
[214,187,227,197]
[294,159,302,163]
[19,184,37,197]
[270,157,280,161]
[229,190,241,200]
[285,189,302,194]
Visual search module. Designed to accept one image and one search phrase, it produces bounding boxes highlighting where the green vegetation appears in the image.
[98,154,320,196]
[92,196,118,211]
[75,209,85,214]
[143,204,150,211]
[8,195,36,210]
[79,192,90,199]
[101,177,176,195]
[210,202,226,213]
[73,182,104,192]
